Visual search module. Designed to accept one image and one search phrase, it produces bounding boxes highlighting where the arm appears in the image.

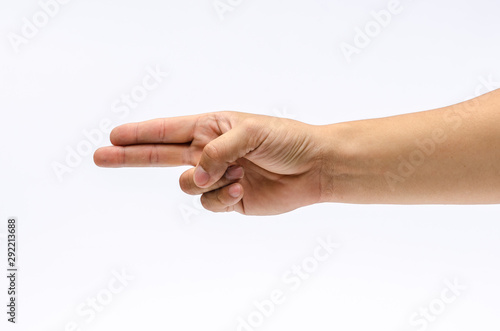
[94,89,500,215]
[319,88,500,204]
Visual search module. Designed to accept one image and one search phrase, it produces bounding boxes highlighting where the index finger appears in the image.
[110,114,202,146]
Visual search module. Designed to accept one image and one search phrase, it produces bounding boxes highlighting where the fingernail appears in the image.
[194,166,210,187]
[225,166,244,180]
[228,184,241,198]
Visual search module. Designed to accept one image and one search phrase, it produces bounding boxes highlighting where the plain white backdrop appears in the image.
[1,0,499,330]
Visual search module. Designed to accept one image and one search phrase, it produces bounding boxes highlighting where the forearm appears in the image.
[318,89,500,204]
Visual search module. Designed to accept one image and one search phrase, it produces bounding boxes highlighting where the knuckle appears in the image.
[241,118,259,133]
[200,194,213,211]
[178,173,191,193]
[119,147,126,165]
[217,190,226,205]
[183,147,196,166]
[203,143,222,162]
[218,187,236,206]
[159,119,167,142]
[148,145,160,165]
[179,170,199,195]
[241,117,269,145]
[224,205,235,213]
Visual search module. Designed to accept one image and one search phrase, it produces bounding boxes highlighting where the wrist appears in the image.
[315,121,374,204]
[315,123,351,203]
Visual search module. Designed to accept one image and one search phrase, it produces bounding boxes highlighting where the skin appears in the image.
[94,89,500,215]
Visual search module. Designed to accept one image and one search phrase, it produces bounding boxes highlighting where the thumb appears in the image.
[193,123,260,188]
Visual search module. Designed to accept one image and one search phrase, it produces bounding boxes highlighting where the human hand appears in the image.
[94,111,327,215]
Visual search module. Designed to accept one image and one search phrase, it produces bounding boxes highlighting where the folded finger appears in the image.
[180,165,244,195]
[200,183,243,213]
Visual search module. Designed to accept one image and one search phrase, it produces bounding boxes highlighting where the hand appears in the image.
[93,111,326,215]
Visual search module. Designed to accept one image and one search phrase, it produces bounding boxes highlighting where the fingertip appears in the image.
[110,123,131,145]
[179,168,194,193]
[225,165,244,180]
[109,126,121,145]
[93,148,105,167]
[200,183,244,212]
[228,183,242,198]
[194,165,210,187]
[93,146,121,167]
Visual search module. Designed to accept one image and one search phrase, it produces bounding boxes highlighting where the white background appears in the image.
[1,0,499,330]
